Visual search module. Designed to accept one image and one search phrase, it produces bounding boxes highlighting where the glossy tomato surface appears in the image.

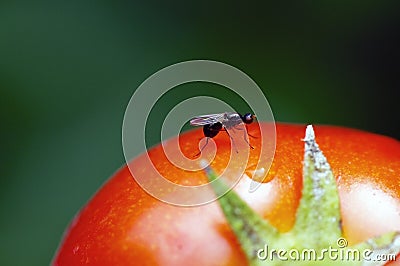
[53,123,400,265]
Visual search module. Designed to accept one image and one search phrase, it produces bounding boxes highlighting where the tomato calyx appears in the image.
[202,125,400,265]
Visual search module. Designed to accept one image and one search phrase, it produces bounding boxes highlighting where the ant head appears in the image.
[243,113,255,124]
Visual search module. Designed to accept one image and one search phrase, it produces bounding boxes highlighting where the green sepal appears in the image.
[201,125,400,266]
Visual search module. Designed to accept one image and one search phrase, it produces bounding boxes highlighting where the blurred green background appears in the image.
[1,1,399,265]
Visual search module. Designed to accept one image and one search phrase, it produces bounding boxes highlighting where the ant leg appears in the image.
[223,128,239,153]
[247,133,257,139]
[242,130,255,150]
[245,124,257,139]
[193,137,210,158]
[234,124,256,137]
[232,125,255,149]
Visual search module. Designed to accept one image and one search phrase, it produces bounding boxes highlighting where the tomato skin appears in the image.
[53,123,400,266]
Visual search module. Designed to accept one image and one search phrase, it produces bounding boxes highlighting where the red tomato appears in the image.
[53,123,400,265]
